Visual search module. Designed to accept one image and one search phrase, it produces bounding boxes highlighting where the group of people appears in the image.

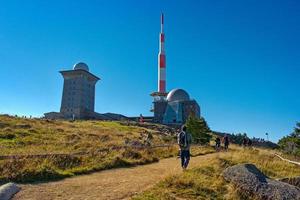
[242,137,253,147]
[214,134,230,151]
[177,126,231,170]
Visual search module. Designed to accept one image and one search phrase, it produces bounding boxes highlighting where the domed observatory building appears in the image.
[150,14,200,125]
[153,89,200,125]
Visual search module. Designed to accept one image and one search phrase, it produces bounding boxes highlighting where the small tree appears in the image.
[291,122,300,138]
[186,115,211,145]
[278,122,300,155]
[231,132,247,145]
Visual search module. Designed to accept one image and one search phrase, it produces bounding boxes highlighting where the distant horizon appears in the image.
[1,0,299,143]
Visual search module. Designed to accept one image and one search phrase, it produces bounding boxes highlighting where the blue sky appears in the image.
[0,0,299,142]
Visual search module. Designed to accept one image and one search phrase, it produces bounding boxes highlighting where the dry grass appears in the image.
[0,115,214,183]
[132,146,300,200]
[0,115,160,155]
[0,115,174,182]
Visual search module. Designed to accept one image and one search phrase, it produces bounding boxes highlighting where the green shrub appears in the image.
[278,122,300,156]
[186,116,212,145]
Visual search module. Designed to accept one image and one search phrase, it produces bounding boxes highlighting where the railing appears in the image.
[274,153,300,166]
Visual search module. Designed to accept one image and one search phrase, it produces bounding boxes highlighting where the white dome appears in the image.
[73,62,89,71]
[166,88,190,102]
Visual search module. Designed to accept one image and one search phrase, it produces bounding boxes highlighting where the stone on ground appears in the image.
[0,182,21,200]
[223,163,300,200]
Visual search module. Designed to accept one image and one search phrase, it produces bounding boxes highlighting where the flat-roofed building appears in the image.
[44,62,101,120]
[59,62,100,119]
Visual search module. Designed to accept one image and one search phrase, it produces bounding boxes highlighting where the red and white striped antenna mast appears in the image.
[158,13,166,93]
[151,13,168,101]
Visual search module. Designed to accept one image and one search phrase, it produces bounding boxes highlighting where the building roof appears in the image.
[150,91,168,97]
[59,69,100,81]
[166,88,190,102]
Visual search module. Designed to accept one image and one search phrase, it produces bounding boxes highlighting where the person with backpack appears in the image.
[139,114,144,123]
[177,125,192,170]
[223,134,230,151]
[215,137,221,151]
[247,138,253,147]
[242,137,248,147]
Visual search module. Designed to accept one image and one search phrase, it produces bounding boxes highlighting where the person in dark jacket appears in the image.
[247,138,253,147]
[242,137,248,147]
[177,125,192,170]
[223,134,230,151]
[215,137,221,151]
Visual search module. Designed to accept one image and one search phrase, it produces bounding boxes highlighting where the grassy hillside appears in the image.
[0,115,214,183]
[0,115,169,155]
[133,146,300,200]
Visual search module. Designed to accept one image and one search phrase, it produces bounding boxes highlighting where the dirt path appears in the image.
[14,152,223,200]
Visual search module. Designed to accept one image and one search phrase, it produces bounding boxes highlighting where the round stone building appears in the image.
[152,88,200,125]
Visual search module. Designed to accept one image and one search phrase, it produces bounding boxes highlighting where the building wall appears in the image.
[44,112,62,120]
[60,71,97,119]
[153,101,167,123]
[153,99,200,125]
[163,101,183,124]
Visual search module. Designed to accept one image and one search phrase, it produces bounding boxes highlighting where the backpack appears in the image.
[179,132,187,147]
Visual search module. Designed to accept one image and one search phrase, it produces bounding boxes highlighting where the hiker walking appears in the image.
[247,138,253,147]
[242,137,248,147]
[139,114,144,123]
[177,125,192,170]
[223,134,230,151]
[215,137,221,151]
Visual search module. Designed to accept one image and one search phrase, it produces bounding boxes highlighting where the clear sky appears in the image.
[0,0,299,142]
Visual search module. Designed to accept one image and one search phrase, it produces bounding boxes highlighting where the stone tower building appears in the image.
[59,62,100,119]
[45,62,126,120]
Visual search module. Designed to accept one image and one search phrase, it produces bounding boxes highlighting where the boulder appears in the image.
[223,164,300,200]
[0,183,21,200]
